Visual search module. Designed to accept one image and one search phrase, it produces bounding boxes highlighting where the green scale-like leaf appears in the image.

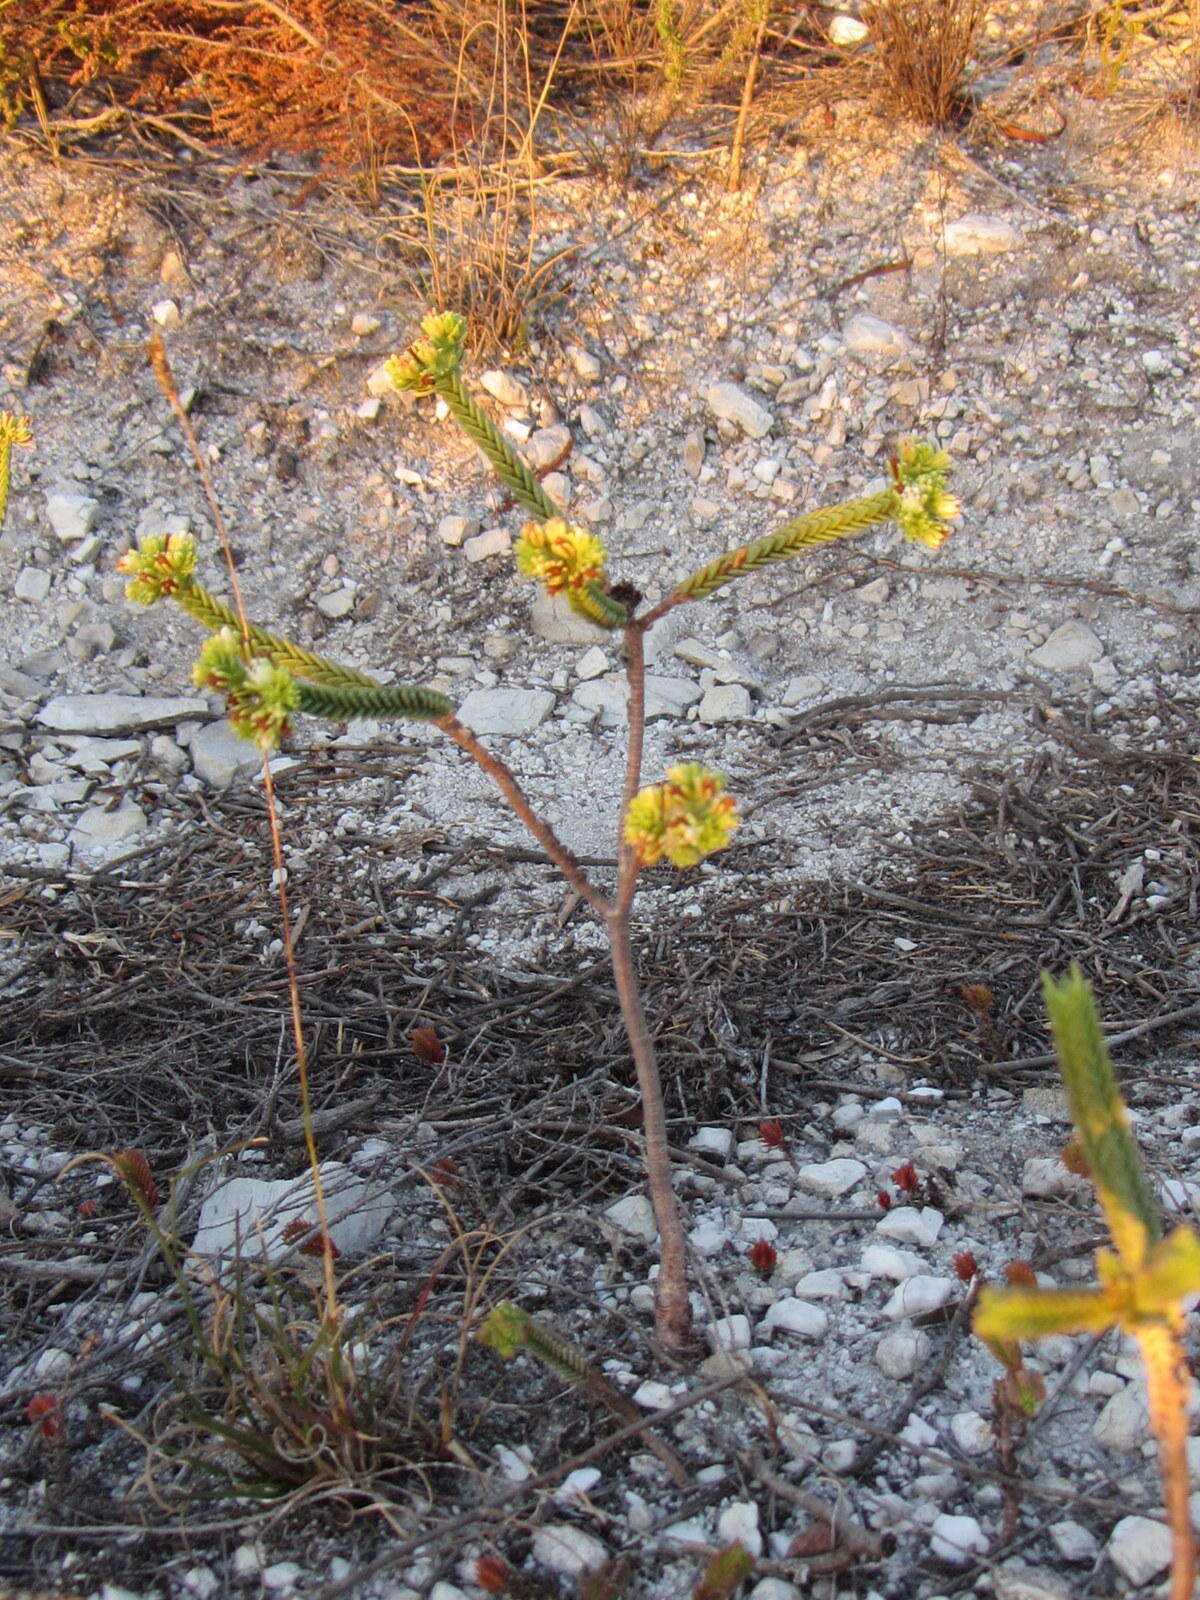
[672,490,898,604]
[1043,967,1161,1253]
[297,681,454,724]
[436,371,557,523]
[177,585,382,691]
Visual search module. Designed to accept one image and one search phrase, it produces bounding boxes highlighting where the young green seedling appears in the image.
[974,967,1200,1600]
[116,309,959,1356]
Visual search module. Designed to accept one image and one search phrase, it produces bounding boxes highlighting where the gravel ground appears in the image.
[2,26,1200,1600]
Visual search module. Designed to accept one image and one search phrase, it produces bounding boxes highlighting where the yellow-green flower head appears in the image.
[623,763,739,869]
[515,517,607,595]
[0,411,33,448]
[115,531,198,605]
[890,438,960,549]
[384,310,468,394]
[192,628,299,751]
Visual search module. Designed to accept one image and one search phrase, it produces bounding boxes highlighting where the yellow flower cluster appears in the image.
[514,517,607,596]
[384,311,468,394]
[192,628,299,751]
[890,439,960,549]
[623,763,739,869]
[116,531,198,604]
[0,411,32,448]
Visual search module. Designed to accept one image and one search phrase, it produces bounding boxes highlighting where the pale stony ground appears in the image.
[2,41,1200,1600]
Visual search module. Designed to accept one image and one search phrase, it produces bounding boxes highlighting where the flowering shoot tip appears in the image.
[0,411,33,448]
[623,762,739,868]
[116,531,198,605]
[890,438,960,549]
[192,628,298,751]
[515,517,608,596]
[385,310,468,394]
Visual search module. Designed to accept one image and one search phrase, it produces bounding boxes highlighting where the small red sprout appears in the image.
[115,1148,160,1209]
[281,1218,341,1258]
[892,1160,919,1196]
[876,1189,892,1210]
[77,1199,99,1220]
[409,1026,447,1065]
[748,1238,777,1279]
[27,1394,60,1440]
[1004,1259,1038,1288]
[953,1251,979,1282]
[758,1117,785,1149]
[475,1554,511,1594]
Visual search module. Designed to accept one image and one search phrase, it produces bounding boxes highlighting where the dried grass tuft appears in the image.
[861,0,985,127]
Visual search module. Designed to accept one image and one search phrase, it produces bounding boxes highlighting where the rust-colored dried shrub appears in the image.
[1,0,477,166]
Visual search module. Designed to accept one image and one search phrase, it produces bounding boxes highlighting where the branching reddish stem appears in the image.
[437,635,698,1358]
[438,716,611,918]
[606,619,697,1358]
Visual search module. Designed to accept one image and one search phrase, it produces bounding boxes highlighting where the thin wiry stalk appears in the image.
[149,333,340,1324]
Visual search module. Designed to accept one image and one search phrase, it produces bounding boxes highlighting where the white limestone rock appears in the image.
[531,592,608,645]
[191,721,261,787]
[1021,1156,1088,1198]
[633,1380,675,1410]
[192,1161,394,1265]
[603,1193,657,1243]
[843,315,909,359]
[438,514,478,547]
[689,1126,734,1161]
[943,215,1020,257]
[525,425,572,470]
[930,1512,988,1566]
[709,1314,752,1351]
[829,14,869,46]
[16,567,50,602]
[1107,1515,1171,1586]
[876,1326,930,1379]
[479,370,528,408]
[463,527,512,563]
[861,1244,925,1281]
[716,1500,763,1559]
[992,1567,1070,1600]
[704,382,773,439]
[1093,1380,1150,1452]
[574,645,609,681]
[793,1269,846,1300]
[38,693,209,735]
[759,1298,829,1341]
[689,1220,727,1257]
[698,683,752,724]
[45,490,99,544]
[949,1410,994,1456]
[531,1525,609,1579]
[1029,621,1104,672]
[456,687,555,737]
[796,1158,866,1197]
[749,1581,802,1600]
[1048,1521,1099,1562]
[316,585,355,619]
[70,801,149,856]
[572,677,627,726]
[875,1205,944,1247]
[882,1275,955,1320]
[645,675,703,718]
